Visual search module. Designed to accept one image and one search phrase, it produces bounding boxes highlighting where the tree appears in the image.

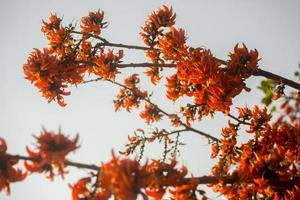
[1,4,300,200]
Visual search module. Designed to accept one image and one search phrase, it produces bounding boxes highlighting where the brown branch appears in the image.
[253,68,300,90]
[9,155,99,171]
[71,28,299,90]
[227,113,251,126]
[71,30,151,50]
[8,154,220,185]
[117,63,175,68]
[105,79,220,142]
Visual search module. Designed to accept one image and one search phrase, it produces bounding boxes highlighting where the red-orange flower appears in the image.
[25,128,79,179]
[23,48,84,106]
[141,6,176,47]
[227,43,259,79]
[140,103,163,124]
[99,154,147,200]
[42,14,61,34]
[158,27,187,61]
[145,67,161,85]
[81,10,107,36]
[93,49,123,81]
[0,138,26,194]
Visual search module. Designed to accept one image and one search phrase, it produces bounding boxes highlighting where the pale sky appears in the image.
[1,0,300,199]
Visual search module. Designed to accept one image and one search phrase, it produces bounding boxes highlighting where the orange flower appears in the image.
[166,74,189,101]
[141,6,176,47]
[0,138,26,194]
[113,76,148,112]
[99,154,147,200]
[81,10,107,36]
[93,49,123,81]
[169,179,200,200]
[42,14,61,34]
[25,128,79,179]
[158,27,187,61]
[123,74,140,88]
[23,48,84,106]
[145,67,161,85]
[42,14,74,58]
[169,114,182,127]
[227,43,259,79]
[140,103,163,124]
[70,177,91,200]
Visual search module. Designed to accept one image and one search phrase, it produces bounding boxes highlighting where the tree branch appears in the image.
[8,154,219,184]
[253,68,300,90]
[105,79,220,142]
[9,155,99,171]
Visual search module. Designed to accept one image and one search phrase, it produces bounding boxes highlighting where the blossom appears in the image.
[25,128,79,179]
[99,154,147,199]
[93,49,123,81]
[113,75,148,112]
[0,138,26,194]
[158,27,187,61]
[23,48,84,106]
[41,14,61,34]
[227,43,259,79]
[42,14,74,58]
[211,105,300,199]
[145,67,161,85]
[81,10,107,35]
[141,6,176,47]
[140,103,163,124]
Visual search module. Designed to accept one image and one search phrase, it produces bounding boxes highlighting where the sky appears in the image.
[1,0,300,199]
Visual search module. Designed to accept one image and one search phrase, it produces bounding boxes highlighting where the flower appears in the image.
[140,103,163,124]
[81,10,107,36]
[227,43,259,79]
[93,49,123,81]
[99,154,147,200]
[0,138,26,194]
[141,6,176,47]
[25,128,79,179]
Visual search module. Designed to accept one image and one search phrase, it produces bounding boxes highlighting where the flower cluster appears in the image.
[80,10,107,36]
[25,129,79,179]
[141,6,177,84]
[42,14,74,58]
[0,138,26,194]
[23,48,83,106]
[24,12,124,106]
[211,106,300,199]
[113,74,148,112]
[140,103,163,124]
[164,43,259,120]
[93,49,123,81]
[141,6,260,122]
[70,155,206,200]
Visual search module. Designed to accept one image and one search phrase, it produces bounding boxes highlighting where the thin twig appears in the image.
[104,79,220,142]
[227,114,251,126]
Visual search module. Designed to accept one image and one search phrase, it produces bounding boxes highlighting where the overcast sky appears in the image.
[1,0,300,199]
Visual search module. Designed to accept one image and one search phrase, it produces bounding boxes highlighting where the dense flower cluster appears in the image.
[18,5,300,200]
[141,6,260,121]
[71,155,206,200]
[42,14,74,58]
[24,12,123,106]
[211,105,300,199]
[0,139,26,194]
[25,129,79,179]
[23,48,83,106]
